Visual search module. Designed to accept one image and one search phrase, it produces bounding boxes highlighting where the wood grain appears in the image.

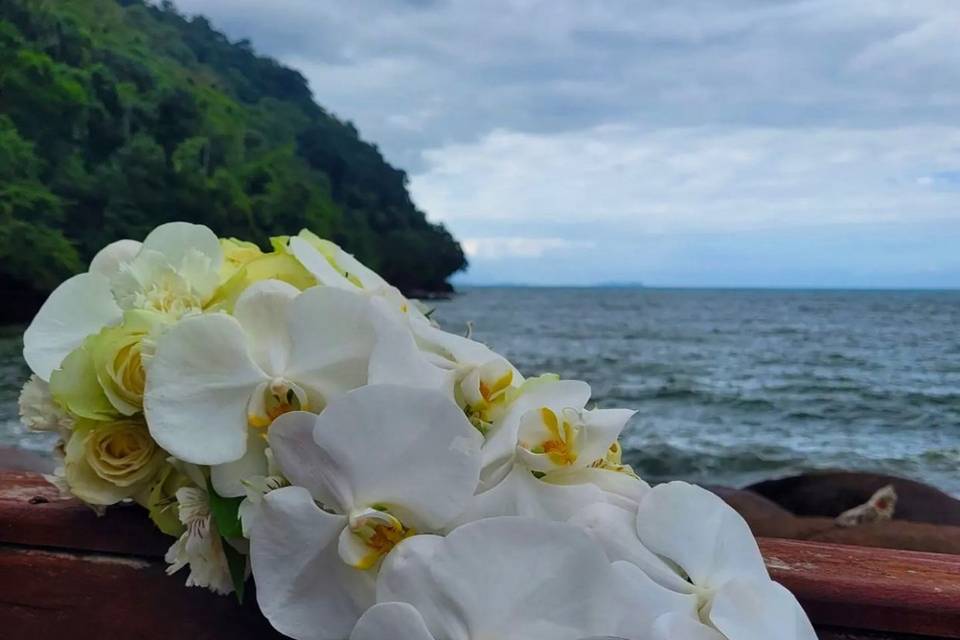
[760,537,960,638]
[0,544,283,640]
[0,470,170,557]
[2,471,959,639]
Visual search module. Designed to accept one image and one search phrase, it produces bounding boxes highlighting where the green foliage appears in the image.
[207,479,244,540]
[0,0,465,314]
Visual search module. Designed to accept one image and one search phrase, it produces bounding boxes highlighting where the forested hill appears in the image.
[0,0,466,320]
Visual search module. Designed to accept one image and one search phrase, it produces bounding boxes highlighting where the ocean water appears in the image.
[430,288,960,495]
[2,288,959,494]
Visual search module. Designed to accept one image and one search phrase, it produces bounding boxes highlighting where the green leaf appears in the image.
[222,539,247,604]
[207,479,244,539]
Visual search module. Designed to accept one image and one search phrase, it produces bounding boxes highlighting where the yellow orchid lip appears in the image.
[340,507,415,570]
[528,407,579,467]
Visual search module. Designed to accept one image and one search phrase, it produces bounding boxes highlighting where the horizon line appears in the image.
[452,283,960,292]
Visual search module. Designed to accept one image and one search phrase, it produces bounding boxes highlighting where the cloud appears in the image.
[461,237,595,260]
[171,0,960,286]
[411,124,960,233]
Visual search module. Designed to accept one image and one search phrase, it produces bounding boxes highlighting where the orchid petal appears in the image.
[710,577,817,640]
[284,287,378,409]
[268,410,347,512]
[651,613,726,640]
[578,408,635,466]
[141,221,222,270]
[250,486,372,640]
[378,516,630,640]
[144,313,266,465]
[410,321,501,366]
[569,502,693,594]
[89,239,141,279]
[23,273,122,381]
[308,233,387,291]
[634,482,768,588]
[611,561,699,636]
[233,279,299,377]
[308,385,482,530]
[458,465,610,525]
[368,299,454,394]
[210,430,269,498]
[350,602,434,640]
[544,467,650,506]
[289,236,355,290]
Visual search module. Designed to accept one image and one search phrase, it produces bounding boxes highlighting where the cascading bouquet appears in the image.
[18,222,816,640]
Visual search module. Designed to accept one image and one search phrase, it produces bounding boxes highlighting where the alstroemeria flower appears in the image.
[570,481,817,640]
[23,222,222,381]
[349,516,684,640]
[249,385,483,640]
[165,485,233,595]
[144,280,383,494]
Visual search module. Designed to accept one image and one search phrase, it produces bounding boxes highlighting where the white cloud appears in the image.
[462,237,595,260]
[411,124,960,234]
[172,0,960,285]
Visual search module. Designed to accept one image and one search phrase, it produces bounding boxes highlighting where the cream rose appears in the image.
[89,310,167,415]
[64,418,166,505]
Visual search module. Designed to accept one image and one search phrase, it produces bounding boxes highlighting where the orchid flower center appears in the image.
[588,439,639,477]
[461,363,514,433]
[247,378,309,429]
[522,407,580,467]
[338,507,414,570]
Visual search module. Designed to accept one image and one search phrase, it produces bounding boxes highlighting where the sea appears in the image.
[2,287,959,494]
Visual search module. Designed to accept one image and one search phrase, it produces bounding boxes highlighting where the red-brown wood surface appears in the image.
[1,471,958,639]
[0,545,284,640]
[760,537,960,639]
[0,470,170,557]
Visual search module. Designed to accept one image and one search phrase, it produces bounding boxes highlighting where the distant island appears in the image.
[0,0,466,321]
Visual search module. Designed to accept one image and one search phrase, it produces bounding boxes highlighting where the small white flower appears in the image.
[18,375,73,435]
[165,486,233,595]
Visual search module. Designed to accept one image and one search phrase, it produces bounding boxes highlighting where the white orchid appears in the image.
[454,375,641,523]
[570,481,817,640]
[286,230,428,321]
[350,516,684,640]
[249,385,483,640]
[144,280,390,496]
[23,222,222,381]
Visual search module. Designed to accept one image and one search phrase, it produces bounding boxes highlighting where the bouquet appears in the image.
[18,222,816,640]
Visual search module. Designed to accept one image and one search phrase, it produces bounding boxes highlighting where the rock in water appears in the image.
[747,471,960,526]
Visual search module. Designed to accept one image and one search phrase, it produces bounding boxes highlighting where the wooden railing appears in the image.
[1,471,958,639]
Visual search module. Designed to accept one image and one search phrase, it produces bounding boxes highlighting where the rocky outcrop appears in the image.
[708,481,960,555]
[746,471,960,526]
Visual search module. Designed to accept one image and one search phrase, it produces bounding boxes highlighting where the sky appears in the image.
[173,0,960,288]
